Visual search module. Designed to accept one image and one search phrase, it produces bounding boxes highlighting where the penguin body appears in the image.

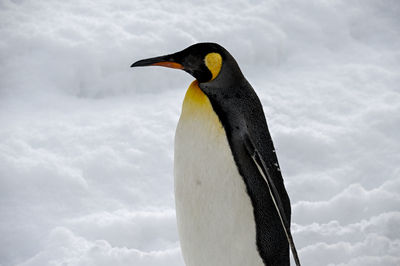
[175,80,264,266]
[131,43,299,266]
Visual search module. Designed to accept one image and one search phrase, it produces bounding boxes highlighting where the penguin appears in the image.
[131,43,300,266]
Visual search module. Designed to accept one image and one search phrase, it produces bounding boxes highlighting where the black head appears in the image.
[131,42,242,83]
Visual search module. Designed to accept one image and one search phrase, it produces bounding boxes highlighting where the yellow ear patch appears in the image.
[204,53,222,80]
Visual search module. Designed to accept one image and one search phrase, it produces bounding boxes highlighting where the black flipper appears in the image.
[243,133,301,266]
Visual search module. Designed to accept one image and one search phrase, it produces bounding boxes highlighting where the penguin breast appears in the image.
[174,81,264,266]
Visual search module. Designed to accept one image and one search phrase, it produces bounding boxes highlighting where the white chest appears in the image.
[174,81,264,266]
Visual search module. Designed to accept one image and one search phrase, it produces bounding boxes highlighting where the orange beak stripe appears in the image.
[152,62,184,69]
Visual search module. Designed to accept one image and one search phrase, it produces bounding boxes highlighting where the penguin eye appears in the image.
[204,53,222,81]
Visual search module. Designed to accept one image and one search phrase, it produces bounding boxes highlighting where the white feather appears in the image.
[174,81,264,266]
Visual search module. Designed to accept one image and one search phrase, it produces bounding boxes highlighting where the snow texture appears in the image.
[1,0,399,265]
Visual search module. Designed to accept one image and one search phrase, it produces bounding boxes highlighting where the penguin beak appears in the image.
[131,54,184,69]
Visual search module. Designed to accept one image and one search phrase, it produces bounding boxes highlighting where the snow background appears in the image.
[1,0,400,265]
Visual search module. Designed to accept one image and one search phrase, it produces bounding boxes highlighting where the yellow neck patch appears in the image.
[180,80,224,134]
[204,53,222,81]
[182,80,208,111]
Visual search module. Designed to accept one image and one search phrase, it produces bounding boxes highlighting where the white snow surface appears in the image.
[1,0,400,265]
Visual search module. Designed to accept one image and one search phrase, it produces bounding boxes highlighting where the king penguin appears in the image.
[131,43,300,266]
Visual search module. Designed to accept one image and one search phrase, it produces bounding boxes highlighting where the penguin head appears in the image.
[131,43,241,83]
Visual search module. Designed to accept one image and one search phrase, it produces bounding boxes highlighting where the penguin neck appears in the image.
[180,80,225,135]
[181,80,208,111]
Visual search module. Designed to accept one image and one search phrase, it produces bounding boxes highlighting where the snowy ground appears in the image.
[1,0,400,265]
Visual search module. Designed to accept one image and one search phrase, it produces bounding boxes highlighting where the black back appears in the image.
[199,44,291,266]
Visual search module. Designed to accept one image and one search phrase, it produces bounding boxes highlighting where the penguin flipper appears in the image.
[243,133,301,266]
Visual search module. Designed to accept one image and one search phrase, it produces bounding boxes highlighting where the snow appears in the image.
[1,0,400,265]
